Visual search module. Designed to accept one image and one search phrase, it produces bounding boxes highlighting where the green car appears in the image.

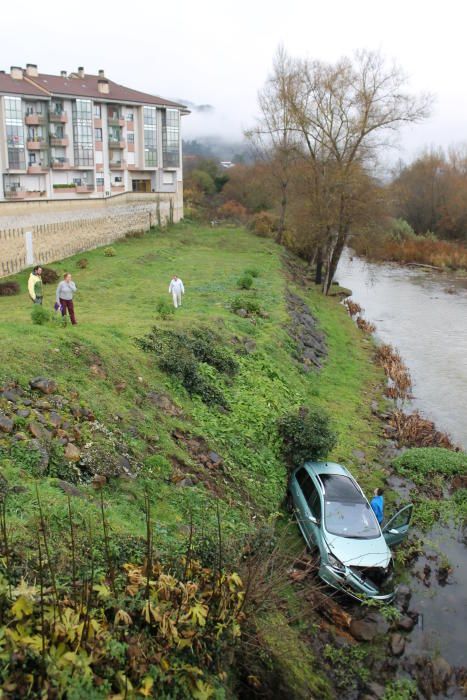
[288,461,413,602]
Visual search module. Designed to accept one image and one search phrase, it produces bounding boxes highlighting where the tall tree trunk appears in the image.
[315,246,323,285]
[323,228,349,295]
[276,180,288,244]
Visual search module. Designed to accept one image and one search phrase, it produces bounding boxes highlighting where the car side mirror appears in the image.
[389,528,399,534]
[308,515,318,525]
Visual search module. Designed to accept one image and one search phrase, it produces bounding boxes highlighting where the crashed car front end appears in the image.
[319,554,396,602]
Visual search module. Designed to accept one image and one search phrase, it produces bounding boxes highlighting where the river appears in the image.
[336,251,467,675]
[336,250,467,450]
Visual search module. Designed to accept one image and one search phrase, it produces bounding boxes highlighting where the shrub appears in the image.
[31,305,51,325]
[244,267,260,278]
[237,274,254,290]
[249,211,278,237]
[104,247,116,257]
[41,267,59,284]
[76,258,88,269]
[231,295,261,315]
[0,281,20,296]
[217,200,248,222]
[278,406,337,468]
[392,447,467,483]
[155,297,175,319]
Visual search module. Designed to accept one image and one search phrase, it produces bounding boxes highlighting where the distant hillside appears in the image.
[183,136,253,163]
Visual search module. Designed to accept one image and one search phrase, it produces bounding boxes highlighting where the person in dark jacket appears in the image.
[370,487,384,524]
[56,273,77,325]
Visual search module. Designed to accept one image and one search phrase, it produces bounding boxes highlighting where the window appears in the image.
[72,99,94,166]
[143,106,157,167]
[162,108,180,167]
[5,97,25,169]
[126,112,134,121]
[95,128,103,141]
[127,132,134,144]
[51,101,64,115]
[296,469,321,518]
[96,177,104,186]
[162,171,174,184]
[114,176,122,183]
[94,104,101,118]
[28,153,36,166]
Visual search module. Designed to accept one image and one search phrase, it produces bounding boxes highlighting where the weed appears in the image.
[31,305,51,325]
[104,247,116,257]
[76,258,88,269]
[41,267,59,284]
[323,643,370,690]
[382,678,418,700]
[155,297,175,319]
[244,267,260,278]
[237,273,254,289]
[231,295,261,315]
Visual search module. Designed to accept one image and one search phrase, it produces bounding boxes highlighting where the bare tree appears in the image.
[286,50,432,292]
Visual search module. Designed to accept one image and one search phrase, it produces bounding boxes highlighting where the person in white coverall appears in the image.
[169,275,185,308]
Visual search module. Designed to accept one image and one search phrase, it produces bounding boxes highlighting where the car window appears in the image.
[320,474,362,500]
[296,471,321,518]
[324,500,380,539]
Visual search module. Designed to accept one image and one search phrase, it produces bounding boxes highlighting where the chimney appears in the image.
[60,70,67,78]
[10,66,23,80]
[98,69,105,78]
[97,78,109,94]
[78,66,85,78]
[25,63,38,77]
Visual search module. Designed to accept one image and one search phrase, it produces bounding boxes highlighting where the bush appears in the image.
[244,267,260,278]
[0,281,20,296]
[278,406,337,468]
[41,267,59,284]
[217,200,248,222]
[31,305,51,325]
[76,258,88,269]
[237,274,254,290]
[393,447,467,483]
[155,297,175,319]
[249,211,278,237]
[231,295,261,315]
[104,247,116,257]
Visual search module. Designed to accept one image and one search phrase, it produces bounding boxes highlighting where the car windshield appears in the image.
[324,499,381,539]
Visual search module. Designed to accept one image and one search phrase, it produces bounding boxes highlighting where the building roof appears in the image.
[0,68,188,110]
[0,71,49,97]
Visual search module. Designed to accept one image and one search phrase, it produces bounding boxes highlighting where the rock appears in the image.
[177,478,195,488]
[395,584,412,611]
[371,400,379,414]
[350,612,389,641]
[29,377,57,395]
[2,390,20,403]
[352,449,366,461]
[235,308,248,318]
[397,615,416,632]
[115,381,127,392]
[91,475,107,489]
[57,480,83,498]
[29,421,45,439]
[49,411,62,428]
[432,657,452,694]
[390,633,405,657]
[364,682,385,699]
[10,484,27,494]
[90,364,106,378]
[117,455,132,474]
[22,399,32,406]
[208,451,223,465]
[0,415,14,433]
[244,339,257,354]
[259,311,270,319]
[13,432,27,441]
[451,474,467,491]
[29,439,49,472]
[64,443,80,462]
[146,391,181,416]
[16,409,30,418]
[36,400,51,410]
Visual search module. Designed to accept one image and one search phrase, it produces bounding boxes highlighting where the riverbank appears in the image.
[351,233,467,271]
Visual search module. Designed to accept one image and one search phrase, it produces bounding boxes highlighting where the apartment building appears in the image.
[0,64,188,201]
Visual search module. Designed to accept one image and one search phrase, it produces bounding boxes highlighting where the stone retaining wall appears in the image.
[0,192,182,277]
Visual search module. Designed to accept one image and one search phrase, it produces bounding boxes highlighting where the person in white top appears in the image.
[169,275,185,308]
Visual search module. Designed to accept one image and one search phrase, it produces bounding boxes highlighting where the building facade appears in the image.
[0,64,188,202]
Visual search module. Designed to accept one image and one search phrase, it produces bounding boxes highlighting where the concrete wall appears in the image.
[0,190,182,277]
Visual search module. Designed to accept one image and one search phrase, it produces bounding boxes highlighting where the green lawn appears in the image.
[0,223,385,553]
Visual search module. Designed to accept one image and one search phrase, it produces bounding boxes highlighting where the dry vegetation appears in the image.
[387,410,454,449]
[375,344,413,401]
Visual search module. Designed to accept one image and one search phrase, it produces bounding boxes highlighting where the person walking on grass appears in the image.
[169,275,185,308]
[370,487,385,525]
[28,265,43,305]
[56,272,77,325]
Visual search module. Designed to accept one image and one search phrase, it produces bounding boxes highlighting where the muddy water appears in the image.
[337,251,467,672]
[336,250,467,450]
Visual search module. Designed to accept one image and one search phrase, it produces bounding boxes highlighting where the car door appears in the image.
[293,469,320,548]
[382,504,413,547]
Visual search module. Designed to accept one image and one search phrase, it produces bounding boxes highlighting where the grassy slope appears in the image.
[0,223,384,695]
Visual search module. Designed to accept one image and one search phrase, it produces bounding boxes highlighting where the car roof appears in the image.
[303,461,351,478]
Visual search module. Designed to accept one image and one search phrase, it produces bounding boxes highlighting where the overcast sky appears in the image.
[1,0,466,162]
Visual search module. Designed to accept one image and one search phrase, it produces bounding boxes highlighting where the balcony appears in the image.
[108,139,125,149]
[76,184,95,193]
[49,112,68,123]
[50,136,69,147]
[27,139,47,150]
[110,160,126,170]
[108,115,125,127]
[27,164,48,174]
[4,188,27,200]
[51,159,70,169]
[25,113,47,126]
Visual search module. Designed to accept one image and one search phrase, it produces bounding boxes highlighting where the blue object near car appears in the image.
[287,461,413,602]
